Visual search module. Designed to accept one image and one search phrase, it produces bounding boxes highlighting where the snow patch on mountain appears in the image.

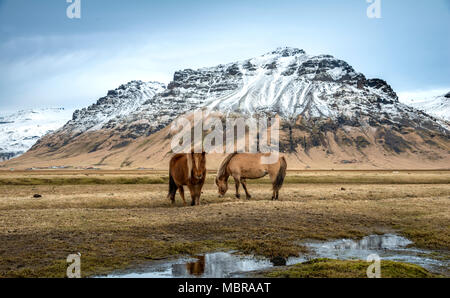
[60,80,166,136]
[162,47,400,121]
[400,92,450,121]
[0,108,73,161]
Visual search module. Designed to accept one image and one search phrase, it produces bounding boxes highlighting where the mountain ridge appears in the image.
[2,47,449,170]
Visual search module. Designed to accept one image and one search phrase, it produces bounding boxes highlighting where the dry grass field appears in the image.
[0,170,449,277]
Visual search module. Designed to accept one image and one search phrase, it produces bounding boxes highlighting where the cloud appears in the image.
[0,30,257,110]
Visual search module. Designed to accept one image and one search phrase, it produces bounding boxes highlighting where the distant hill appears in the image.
[0,108,73,161]
[400,92,450,123]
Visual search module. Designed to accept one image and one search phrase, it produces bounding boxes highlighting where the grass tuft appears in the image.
[264,258,441,278]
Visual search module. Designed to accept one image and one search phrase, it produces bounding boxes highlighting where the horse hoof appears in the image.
[246,196,251,200]
[236,195,240,199]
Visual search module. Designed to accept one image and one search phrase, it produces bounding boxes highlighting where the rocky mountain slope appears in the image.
[59,80,166,136]
[3,48,449,169]
[0,108,73,161]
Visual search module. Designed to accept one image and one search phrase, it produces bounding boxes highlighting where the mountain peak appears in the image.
[67,80,166,133]
[267,47,306,57]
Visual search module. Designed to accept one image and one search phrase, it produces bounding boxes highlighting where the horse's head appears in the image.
[215,176,228,197]
[191,151,206,180]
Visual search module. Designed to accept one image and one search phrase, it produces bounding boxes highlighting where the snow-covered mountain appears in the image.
[118,47,445,137]
[53,47,445,141]
[0,108,73,161]
[203,48,398,118]
[63,80,166,136]
[400,92,450,122]
[4,47,450,169]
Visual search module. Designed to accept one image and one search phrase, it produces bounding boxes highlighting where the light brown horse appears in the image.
[215,153,287,200]
[168,152,206,206]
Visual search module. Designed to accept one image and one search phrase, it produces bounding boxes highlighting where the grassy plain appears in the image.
[0,170,448,277]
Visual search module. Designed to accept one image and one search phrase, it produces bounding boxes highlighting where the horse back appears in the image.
[227,153,272,179]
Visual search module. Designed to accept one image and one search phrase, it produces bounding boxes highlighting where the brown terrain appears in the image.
[2,115,450,171]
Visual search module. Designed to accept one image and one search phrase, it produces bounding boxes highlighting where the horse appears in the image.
[168,152,206,206]
[215,153,287,200]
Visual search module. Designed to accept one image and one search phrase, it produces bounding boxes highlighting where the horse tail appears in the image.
[167,172,177,202]
[274,156,287,191]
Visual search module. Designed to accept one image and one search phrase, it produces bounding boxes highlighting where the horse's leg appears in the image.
[274,171,281,201]
[240,178,251,200]
[187,185,196,206]
[179,186,187,206]
[233,176,241,199]
[274,186,279,201]
[168,175,177,204]
[169,190,176,205]
[194,184,202,206]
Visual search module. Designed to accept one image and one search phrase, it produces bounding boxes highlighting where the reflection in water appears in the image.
[171,252,273,278]
[105,234,448,278]
[310,234,413,252]
[304,234,448,275]
[173,256,206,276]
[186,256,205,276]
[106,252,274,278]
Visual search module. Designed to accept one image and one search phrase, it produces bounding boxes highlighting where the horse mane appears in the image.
[217,153,238,179]
[186,153,193,180]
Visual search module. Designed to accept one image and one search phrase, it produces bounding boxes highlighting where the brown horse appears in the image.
[168,152,206,206]
[215,153,287,200]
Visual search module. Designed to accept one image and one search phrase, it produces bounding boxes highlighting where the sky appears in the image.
[0,0,449,112]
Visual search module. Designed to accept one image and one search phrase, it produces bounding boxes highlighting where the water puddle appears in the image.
[104,234,448,278]
[106,252,280,278]
[302,234,449,275]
